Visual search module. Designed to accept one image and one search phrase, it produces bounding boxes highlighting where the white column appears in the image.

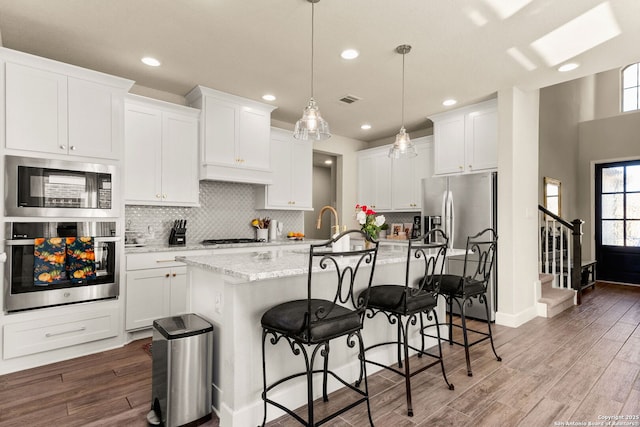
[495,87,541,327]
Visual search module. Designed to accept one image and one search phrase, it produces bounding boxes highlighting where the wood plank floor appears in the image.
[1,282,638,427]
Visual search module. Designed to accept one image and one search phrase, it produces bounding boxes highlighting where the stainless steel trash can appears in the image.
[150,313,213,427]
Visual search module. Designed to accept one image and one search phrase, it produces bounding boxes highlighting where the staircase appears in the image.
[537,273,575,318]
[537,205,586,317]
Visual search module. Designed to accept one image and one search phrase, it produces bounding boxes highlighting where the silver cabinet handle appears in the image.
[45,326,86,337]
[59,145,66,150]
[70,146,76,151]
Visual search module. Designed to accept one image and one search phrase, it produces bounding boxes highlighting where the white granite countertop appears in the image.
[177,246,467,282]
[124,238,320,254]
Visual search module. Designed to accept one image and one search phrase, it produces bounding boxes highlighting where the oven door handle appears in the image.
[5,236,121,246]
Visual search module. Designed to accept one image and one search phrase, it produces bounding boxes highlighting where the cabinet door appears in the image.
[124,104,163,203]
[391,155,415,210]
[373,154,392,211]
[433,114,465,175]
[68,77,119,159]
[466,107,497,172]
[412,142,432,209]
[267,136,292,207]
[162,112,199,204]
[358,152,391,211]
[125,269,171,330]
[169,267,188,316]
[291,140,313,208]
[203,97,237,166]
[358,155,376,208]
[5,62,68,154]
[238,107,271,170]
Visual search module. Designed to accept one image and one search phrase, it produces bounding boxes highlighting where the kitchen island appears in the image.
[179,244,465,426]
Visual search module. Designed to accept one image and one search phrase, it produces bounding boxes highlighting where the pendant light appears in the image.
[293,0,331,141]
[389,44,417,158]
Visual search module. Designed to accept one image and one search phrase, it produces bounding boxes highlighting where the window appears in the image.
[598,162,640,247]
[622,63,640,112]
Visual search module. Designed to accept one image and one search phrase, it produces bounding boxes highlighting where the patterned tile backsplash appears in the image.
[125,181,304,245]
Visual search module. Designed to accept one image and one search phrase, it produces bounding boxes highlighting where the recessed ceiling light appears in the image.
[558,62,579,72]
[443,99,457,106]
[141,57,161,67]
[324,159,333,165]
[360,124,371,130]
[341,49,359,60]
[262,94,276,101]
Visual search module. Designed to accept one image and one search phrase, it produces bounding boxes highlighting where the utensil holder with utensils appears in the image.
[169,219,187,246]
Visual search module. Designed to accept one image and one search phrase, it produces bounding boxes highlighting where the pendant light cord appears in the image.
[310,1,315,99]
[401,50,405,128]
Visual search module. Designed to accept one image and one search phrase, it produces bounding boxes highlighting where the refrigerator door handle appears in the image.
[441,190,455,248]
[448,190,455,247]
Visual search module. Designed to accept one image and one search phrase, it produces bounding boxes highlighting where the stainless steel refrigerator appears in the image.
[422,171,498,321]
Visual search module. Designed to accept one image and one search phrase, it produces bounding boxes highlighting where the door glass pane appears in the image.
[627,193,640,219]
[626,221,640,247]
[602,220,624,246]
[602,194,624,218]
[623,88,638,112]
[623,64,638,88]
[628,165,640,191]
[602,167,624,192]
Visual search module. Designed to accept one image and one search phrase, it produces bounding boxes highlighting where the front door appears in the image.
[595,160,640,284]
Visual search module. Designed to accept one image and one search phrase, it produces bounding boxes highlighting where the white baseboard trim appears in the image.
[495,306,538,328]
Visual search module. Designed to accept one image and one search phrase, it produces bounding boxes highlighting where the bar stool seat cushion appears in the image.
[361,285,437,315]
[261,299,361,344]
[439,274,485,297]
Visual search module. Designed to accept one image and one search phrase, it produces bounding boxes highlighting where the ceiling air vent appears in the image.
[339,94,361,104]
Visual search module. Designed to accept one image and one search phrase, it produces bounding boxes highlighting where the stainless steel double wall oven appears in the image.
[4,156,121,312]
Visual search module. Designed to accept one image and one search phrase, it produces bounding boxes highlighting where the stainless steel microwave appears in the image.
[5,155,118,218]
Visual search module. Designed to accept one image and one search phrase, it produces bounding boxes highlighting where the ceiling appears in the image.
[0,0,639,142]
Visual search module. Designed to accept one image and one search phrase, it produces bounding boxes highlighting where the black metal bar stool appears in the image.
[431,228,501,377]
[259,229,379,426]
[357,229,454,417]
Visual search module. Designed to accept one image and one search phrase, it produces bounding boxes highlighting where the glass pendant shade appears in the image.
[293,0,331,141]
[388,127,417,159]
[294,98,331,141]
[388,44,417,159]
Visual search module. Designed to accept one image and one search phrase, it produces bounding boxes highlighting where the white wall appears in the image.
[312,134,369,229]
[578,111,640,260]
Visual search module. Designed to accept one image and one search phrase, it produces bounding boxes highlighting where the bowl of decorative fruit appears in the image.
[287,232,305,241]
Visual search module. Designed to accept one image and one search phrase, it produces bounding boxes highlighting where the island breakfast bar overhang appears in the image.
[179,244,466,427]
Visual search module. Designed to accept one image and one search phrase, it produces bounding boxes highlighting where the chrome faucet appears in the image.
[317,205,340,236]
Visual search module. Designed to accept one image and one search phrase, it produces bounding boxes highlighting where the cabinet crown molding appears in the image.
[185,85,277,113]
[0,47,134,90]
[429,98,497,122]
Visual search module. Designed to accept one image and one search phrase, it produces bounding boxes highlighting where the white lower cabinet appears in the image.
[3,305,119,359]
[125,251,210,331]
[125,266,186,330]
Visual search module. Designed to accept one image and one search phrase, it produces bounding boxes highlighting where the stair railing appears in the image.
[538,205,585,305]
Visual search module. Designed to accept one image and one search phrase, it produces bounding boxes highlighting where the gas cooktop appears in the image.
[201,238,259,245]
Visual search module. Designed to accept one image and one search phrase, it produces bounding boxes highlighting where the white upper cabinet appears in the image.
[124,95,200,206]
[358,138,432,212]
[391,137,432,211]
[357,147,392,211]
[185,86,276,185]
[256,127,312,210]
[431,98,497,175]
[3,49,133,160]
